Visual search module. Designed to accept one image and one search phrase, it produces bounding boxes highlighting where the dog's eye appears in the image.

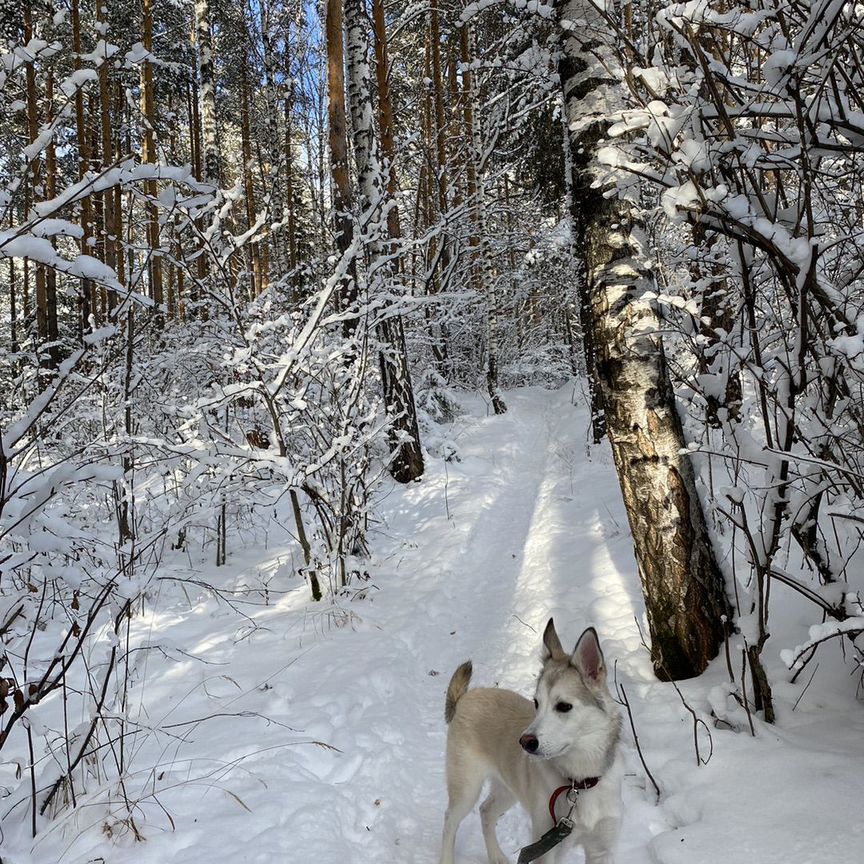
[555,702,573,713]
[533,698,539,710]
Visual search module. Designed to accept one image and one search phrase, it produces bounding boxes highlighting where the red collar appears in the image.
[548,777,600,825]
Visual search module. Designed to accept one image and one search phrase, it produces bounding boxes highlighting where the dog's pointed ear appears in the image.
[542,618,566,661]
[571,627,606,687]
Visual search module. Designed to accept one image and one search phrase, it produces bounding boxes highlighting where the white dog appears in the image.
[439,620,622,863]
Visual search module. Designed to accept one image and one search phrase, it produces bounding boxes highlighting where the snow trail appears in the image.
[285,386,657,863]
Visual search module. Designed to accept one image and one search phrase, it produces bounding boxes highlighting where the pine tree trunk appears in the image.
[186,58,208,298]
[428,0,450,223]
[371,0,400,246]
[260,1,288,281]
[113,80,127,293]
[142,0,163,309]
[240,60,263,297]
[44,40,60,364]
[343,0,424,483]
[460,24,505,414]
[417,10,452,369]
[71,0,93,339]
[557,0,729,680]
[427,0,454,305]
[23,5,51,366]
[96,0,116,319]
[558,93,602,432]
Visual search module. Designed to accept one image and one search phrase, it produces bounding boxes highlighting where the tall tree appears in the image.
[195,0,221,186]
[23,4,57,367]
[239,55,264,296]
[343,0,425,482]
[260,0,288,281]
[71,0,94,335]
[43,8,60,362]
[460,23,505,414]
[557,0,730,679]
[325,0,357,324]
[95,0,117,317]
[142,0,164,308]
[371,0,400,246]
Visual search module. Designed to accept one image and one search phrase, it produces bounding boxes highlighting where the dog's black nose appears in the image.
[519,733,539,754]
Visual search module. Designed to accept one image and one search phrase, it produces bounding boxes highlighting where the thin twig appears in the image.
[613,664,661,801]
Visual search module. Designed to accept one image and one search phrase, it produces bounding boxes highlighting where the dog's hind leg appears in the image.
[439,762,485,864]
[479,778,516,864]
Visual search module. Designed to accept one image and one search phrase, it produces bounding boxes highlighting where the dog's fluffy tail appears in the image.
[444,660,473,724]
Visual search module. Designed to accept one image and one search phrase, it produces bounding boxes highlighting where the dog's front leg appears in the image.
[581,816,619,864]
[525,808,570,864]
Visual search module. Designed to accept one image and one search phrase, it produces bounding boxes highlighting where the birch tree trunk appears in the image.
[557,0,729,679]
[343,0,424,483]
[558,95,603,437]
[71,0,93,337]
[195,0,220,186]
[325,0,358,328]
[23,5,51,364]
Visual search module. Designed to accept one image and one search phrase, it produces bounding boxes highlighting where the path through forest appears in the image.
[36,386,864,864]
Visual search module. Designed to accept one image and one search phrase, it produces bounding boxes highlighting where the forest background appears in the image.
[1,0,864,859]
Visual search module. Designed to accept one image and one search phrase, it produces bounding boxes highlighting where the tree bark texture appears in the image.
[71,0,93,336]
[557,0,729,680]
[372,0,401,245]
[23,5,54,365]
[325,0,358,327]
[343,0,425,483]
[43,32,60,361]
[240,59,264,296]
[142,0,163,308]
[96,0,117,318]
[195,0,220,186]
[261,1,288,280]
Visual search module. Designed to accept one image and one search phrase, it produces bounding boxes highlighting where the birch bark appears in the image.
[557,0,729,679]
[343,0,424,483]
[71,0,93,336]
[195,0,220,186]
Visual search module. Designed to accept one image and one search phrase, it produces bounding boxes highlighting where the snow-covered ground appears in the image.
[12,386,864,863]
